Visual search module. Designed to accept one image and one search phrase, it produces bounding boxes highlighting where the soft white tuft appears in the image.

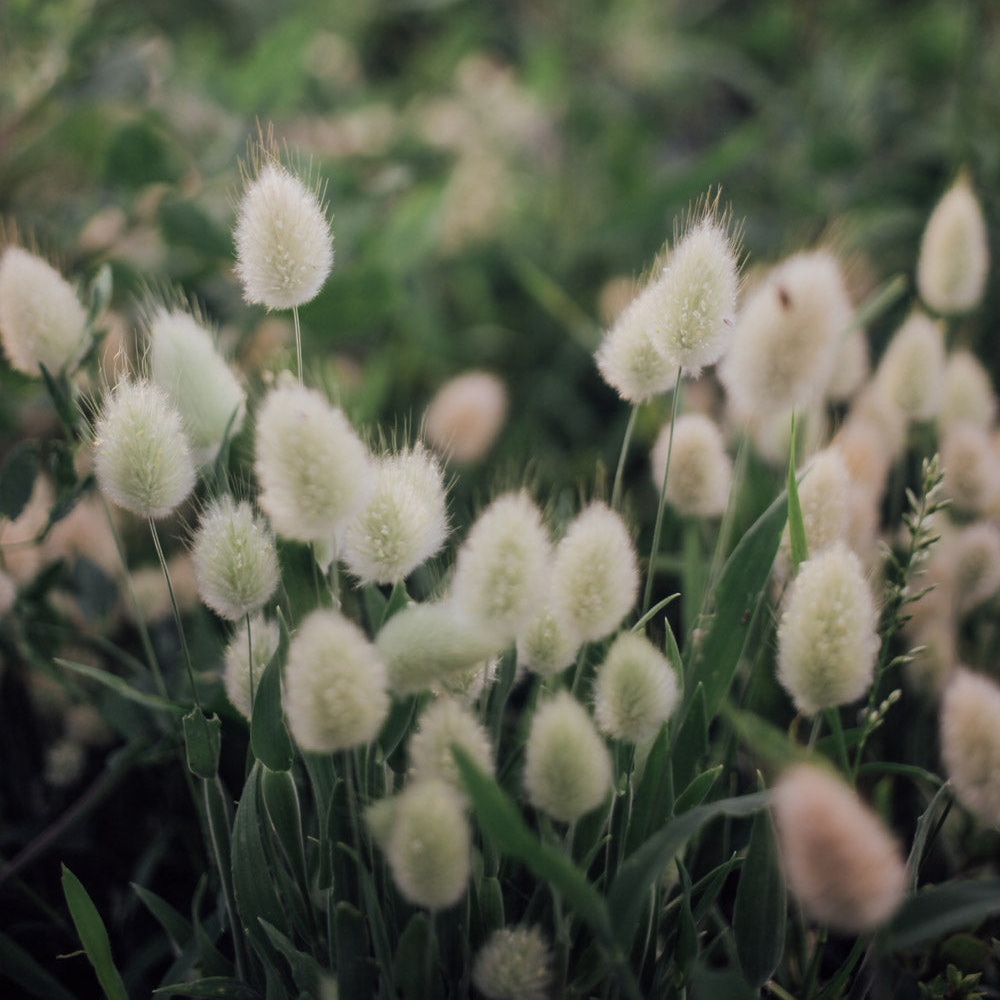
[473,926,554,1000]
[423,370,507,463]
[224,614,280,720]
[651,412,732,518]
[407,696,494,796]
[875,311,946,421]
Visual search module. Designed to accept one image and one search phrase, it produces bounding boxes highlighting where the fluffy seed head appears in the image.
[721,250,851,419]
[595,280,680,401]
[875,312,946,421]
[376,602,502,695]
[940,670,1000,827]
[0,570,16,616]
[905,620,957,697]
[234,161,333,309]
[825,327,870,402]
[782,447,850,558]
[148,306,246,465]
[917,176,989,315]
[472,926,554,1000]
[646,214,740,374]
[284,609,389,753]
[423,370,507,463]
[772,764,906,932]
[952,521,1000,614]
[94,380,195,519]
[516,603,581,678]
[941,422,1000,515]
[651,412,732,518]
[777,545,879,714]
[407,696,494,796]
[593,632,679,744]
[524,690,612,824]
[342,443,448,585]
[224,614,280,720]
[191,496,279,621]
[550,502,639,643]
[254,379,374,542]
[0,246,89,377]
[449,491,551,644]
[386,779,470,909]
[434,657,498,706]
[939,349,997,433]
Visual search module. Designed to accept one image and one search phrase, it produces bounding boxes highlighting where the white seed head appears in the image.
[646,216,740,374]
[254,380,374,542]
[423,370,507,463]
[0,246,89,377]
[234,161,333,309]
[917,177,989,315]
[516,603,581,678]
[595,282,680,402]
[524,690,612,824]
[782,446,850,558]
[376,602,502,695]
[342,443,448,585]
[224,614,280,720]
[651,412,732,518]
[148,306,246,465]
[825,326,870,402]
[952,521,1000,614]
[434,656,498,706]
[941,421,1000,515]
[938,349,997,434]
[284,609,389,753]
[407,696,494,796]
[777,545,879,714]
[192,496,279,621]
[721,250,850,419]
[772,764,906,932]
[905,619,958,697]
[449,491,551,645]
[550,502,639,643]
[593,631,679,744]
[472,926,554,1000]
[940,670,1000,827]
[386,779,470,909]
[875,312,946,421]
[94,380,195,519]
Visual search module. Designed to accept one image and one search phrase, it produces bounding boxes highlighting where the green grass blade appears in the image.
[0,931,78,1000]
[250,612,293,771]
[61,865,128,1000]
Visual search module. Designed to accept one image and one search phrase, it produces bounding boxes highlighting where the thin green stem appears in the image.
[292,304,304,384]
[825,708,851,780]
[807,714,822,751]
[642,369,683,615]
[611,403,640,512]
[148,518,201,709]
[246,612,255,716]
[802,926,828,1000]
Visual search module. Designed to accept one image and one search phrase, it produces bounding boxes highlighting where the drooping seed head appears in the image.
[407,696,494,797]
[223,614,280,720]
[234,160,333,310]
[147,306,246,465]
[191,496,279,621]
[0,246,89,377]
[472,926,554,1000]
[777,544,879,715]
[875,311,946,421]
[283,609,389,753]
[651,412,732,518]
[523,690,612,824]
[254,379,374,542]
[550,502,639,643]
[917,176,989,315]
[342,443,448,585]
[423,370,507,463]
[772,764,906,932]
[593,631,679,744]
[94,380,195,520]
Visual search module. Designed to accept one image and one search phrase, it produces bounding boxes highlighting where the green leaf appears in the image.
[885,879,1000,951]
[38,364,79,436]
[626,723,671,855]
[786,415,809,571]
[55,658,186,715]
[61,865,128,1000]
[154,978,262,998]
[671,683,709,799]
[452,746,615,947]
[394,913,438,1000]
[689,962,759,1000]
[673,765,723,815]
[334,902,379,999]
[733,803,786,987]
[0,441,39,520]
[250,614,293,771]
[258,919,325,997]
[131,884,192,955]
[607,792,770,950]
[381,579,410,627]
[260,767,308,892]
[689,489,787,720]
[905,782,953,891]
[0,931,78,1000]
[87,263,113,327]
[724,705,807,768]
[183,708,222,779]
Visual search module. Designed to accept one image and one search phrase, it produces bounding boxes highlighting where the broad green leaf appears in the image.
[394,913,438,1000]
[334,902,379,999]
[261,767,308,892]
[0,441,40,520]
[55,658,186,715]
[671,683,708,798]
[675,863,698,973]
[786,415,808,571]
[453,747,615,947]
[336,842,395,994]
[885,879,1000,951]
[626,723,671,855]
[689,489,787,720]
[607,791,770,950]
[477,875,504,936]
[724,705,806,768]
[905,782,953,890]
[61,865,128,1000]
[154,978,261,998]
[733,805,786,987]
[251,613,293,771]
[689,962,759,1000]
[183,708,222,779]
[131,884,192,954]
[673,765,723,815]
[0,931,78,1000]
[259,920,325,997]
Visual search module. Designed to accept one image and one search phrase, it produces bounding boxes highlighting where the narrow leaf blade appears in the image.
[61,865,128,1000]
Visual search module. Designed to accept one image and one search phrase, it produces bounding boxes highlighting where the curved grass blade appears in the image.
[61,865,128,1000]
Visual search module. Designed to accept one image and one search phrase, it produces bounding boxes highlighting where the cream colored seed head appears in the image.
[423,370,507,463]
[407,696,494,797]
[223,614,280,720]
[938,349,997,434]
[781,446,850,559]
[472,926,554,1000]
[952,521,1000,615]
[941,421,1000,515]
[875,311,946,421]
[651,412,731,518]
[516,602,581,678]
